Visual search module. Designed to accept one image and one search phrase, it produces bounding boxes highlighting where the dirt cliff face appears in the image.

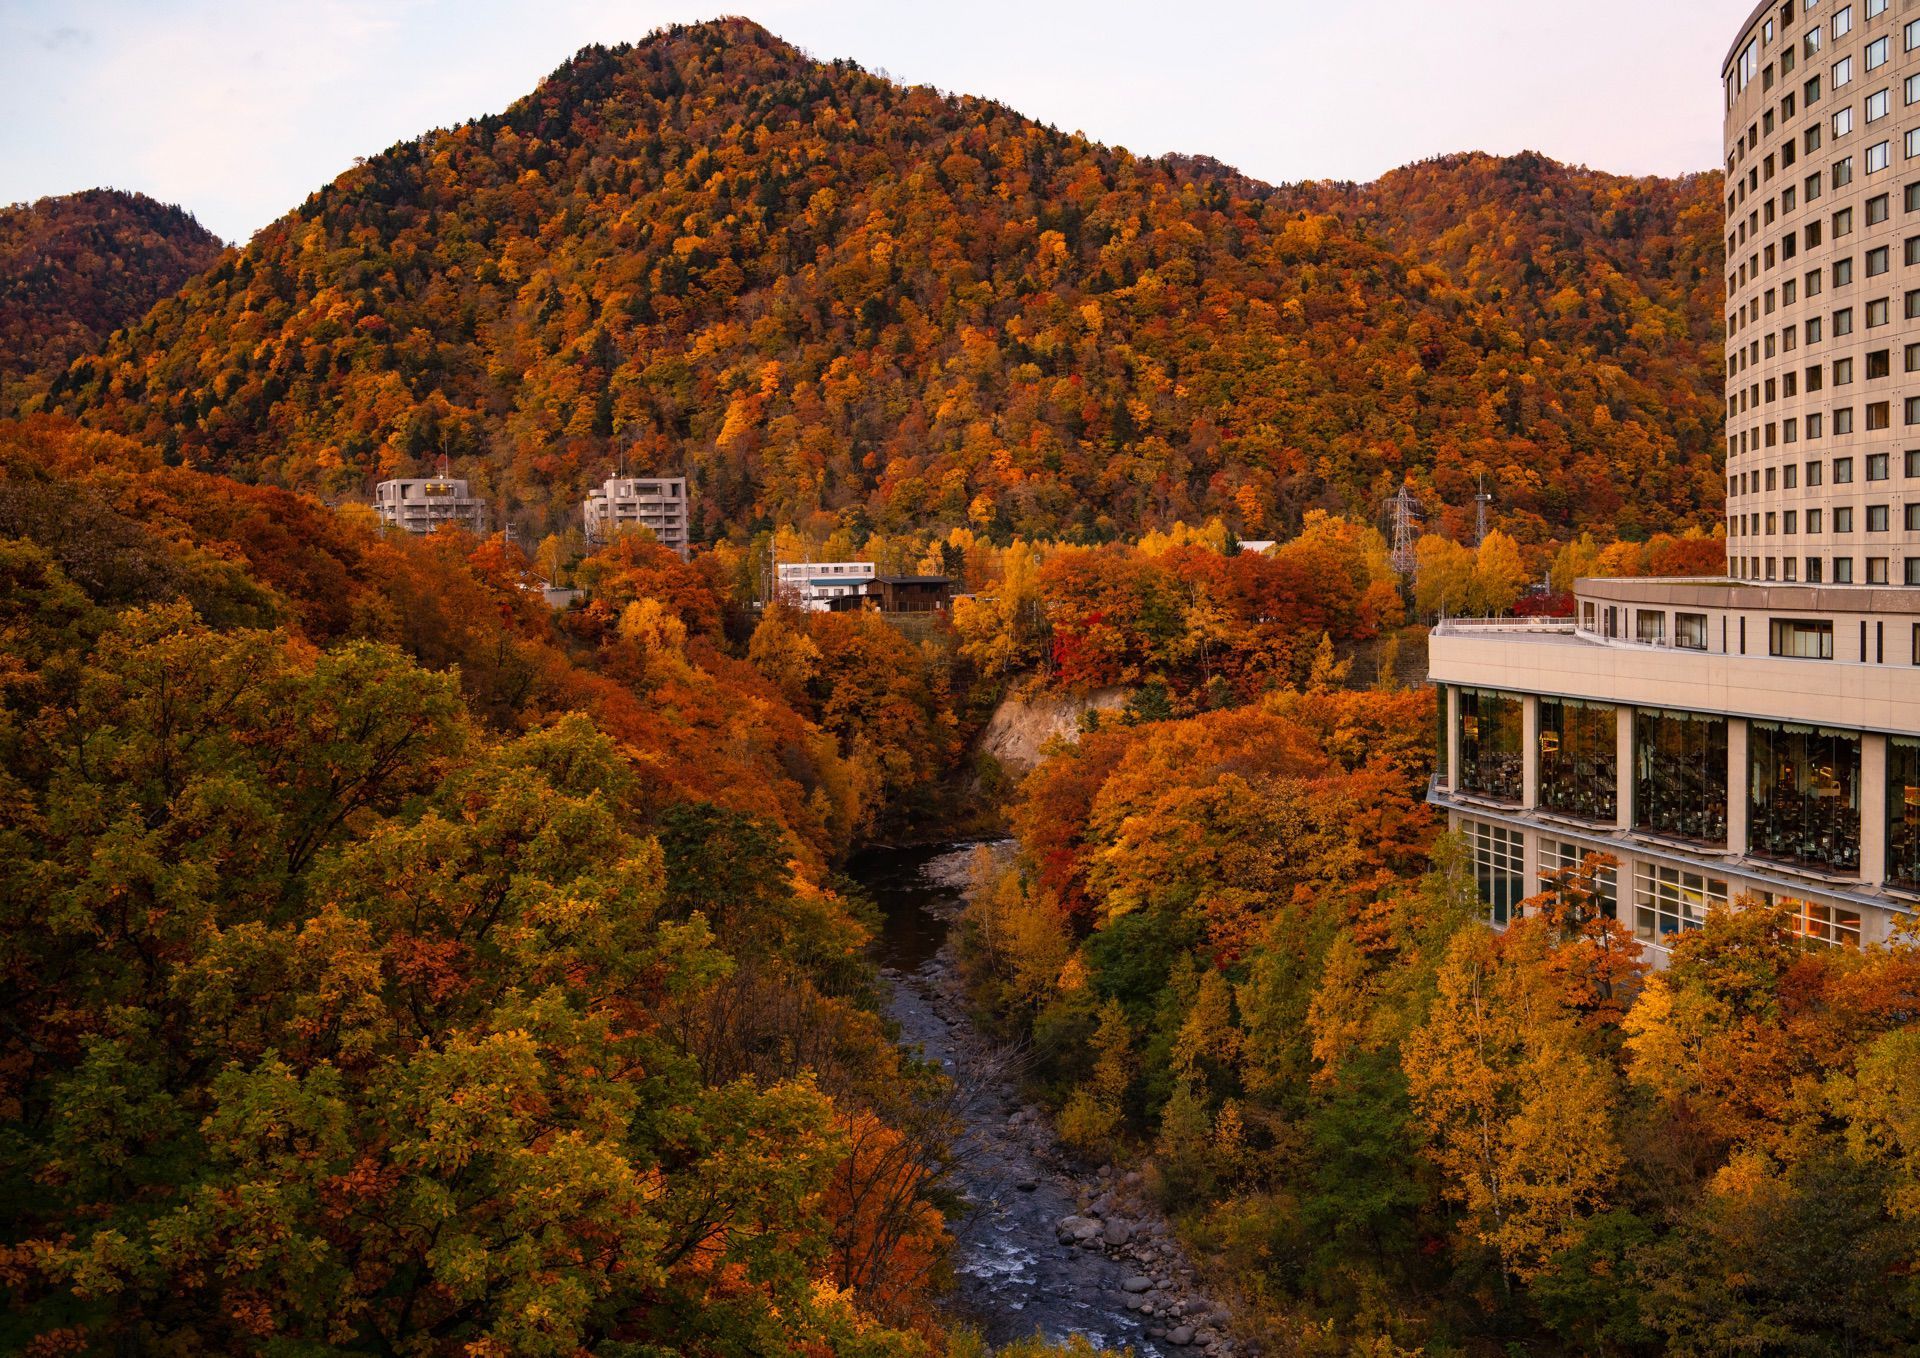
[978,686,1131,775]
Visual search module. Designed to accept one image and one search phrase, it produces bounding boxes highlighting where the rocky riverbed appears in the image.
[853,842,1244,1357]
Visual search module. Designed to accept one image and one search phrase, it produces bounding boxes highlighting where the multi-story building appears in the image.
[373,477,488,534]
[1426,0,1920,960]
[584,475,690,556]
[1724,0,1920,583]
[775,561,875,611]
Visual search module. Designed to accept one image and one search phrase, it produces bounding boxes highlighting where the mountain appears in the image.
[0,189,224,409]
[41,19,1724,546]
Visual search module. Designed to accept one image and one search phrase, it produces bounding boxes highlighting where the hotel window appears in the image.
[1837,5,1854,37]
[1538,699,1618,824]
[1868,36,1890,71]
[1458,689,1523,803]
[1538,838,1618,919]
[1771,618,1835,657]
[1835,156,1856,188]
[1835,307,1855,335]
[1891,738,1920,889]
[1435,684,1449,785]
[1636,610,1667,645]
[1869,402,1892,430]
[1838,506,1856,532]
[1469,819,1527,927]
[1749,720,1862,872]
[1870,451,1891,479]
[1837,455,1856,482]
[1836,407,1856,434]
[1868,88,1891,123]
[1634,709,1730,845]
[1811,507,1826,532]
[1834,106,1854,136]
[1676,613,1709,650]
[1809,458,1826,486]
[1869,556,1890,583]
[1633,862,1729,945]
[1809,556,1826,581]
[1869,297,1892,326]
[1834,256,1855,285]
[1868,245,1891,275]
[1909,503,1920,529]
[1869,349,1891,378]
[1910,16,1920,50]
[1836,555,1857,581]
[1835,55,1855,89]
[1786,509,1800,532]
[1870,504,1890,530]
[1910,449,1920,475]
[1780,898,1864,946]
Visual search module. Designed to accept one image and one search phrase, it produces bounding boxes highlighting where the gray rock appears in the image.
[1168,1326,1195,1346]
[1122,1275,1153,1293]
[1102,1218,1133,1246]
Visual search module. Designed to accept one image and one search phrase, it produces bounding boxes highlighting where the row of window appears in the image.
[1465,817,1864,949]
[1733,503,1920,533]
[1730,553,1920,583]
[1451,694,1920,888]
[1731,449,1920,492]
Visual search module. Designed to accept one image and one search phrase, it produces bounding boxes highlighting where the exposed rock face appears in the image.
[977,686,1130,775]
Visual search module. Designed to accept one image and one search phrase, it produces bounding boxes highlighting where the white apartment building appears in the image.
[775,561,875,611]
[373,478,488,534]
[584,475,690,556]
[1427,0,1920,959]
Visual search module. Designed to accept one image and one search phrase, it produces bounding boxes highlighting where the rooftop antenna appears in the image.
[438,452,450,479]
[1473,474,1494,546]
[1388,482,1422,578]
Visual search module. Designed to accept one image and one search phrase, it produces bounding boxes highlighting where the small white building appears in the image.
[584,475,690,556]
[373,478,488,535]
[775,561,875,612]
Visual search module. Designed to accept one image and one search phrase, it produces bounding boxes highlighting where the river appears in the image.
[852,841,1238,1357]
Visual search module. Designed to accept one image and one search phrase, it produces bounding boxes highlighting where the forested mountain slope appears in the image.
[0,189,224,409]
[42,19,1724,545]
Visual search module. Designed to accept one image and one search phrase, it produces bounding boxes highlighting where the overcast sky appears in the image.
[2,0,1738,244]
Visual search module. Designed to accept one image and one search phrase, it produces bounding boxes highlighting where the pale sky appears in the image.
[1,0,1739,245]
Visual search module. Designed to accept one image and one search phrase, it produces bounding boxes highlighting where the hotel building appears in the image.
[584,475,691,556]
[1426,0,1920,957]
[372,477,488,535]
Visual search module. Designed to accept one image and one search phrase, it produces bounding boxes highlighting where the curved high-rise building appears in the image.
[1422,1,1920,960]
[1724,0,1920,585]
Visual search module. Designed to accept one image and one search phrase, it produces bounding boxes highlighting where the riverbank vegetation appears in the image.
[962,686,1920,1354]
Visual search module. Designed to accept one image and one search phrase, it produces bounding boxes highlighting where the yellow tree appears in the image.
[1404,924,1623,1279]
[1468,529,1529,616]
[1413,534,1474,619]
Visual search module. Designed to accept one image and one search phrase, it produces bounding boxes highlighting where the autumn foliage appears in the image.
[31,22,1722,550]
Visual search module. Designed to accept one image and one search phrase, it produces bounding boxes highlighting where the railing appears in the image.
[1432,616,1577,636]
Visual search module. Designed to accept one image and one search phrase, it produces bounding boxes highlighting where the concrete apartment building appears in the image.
[775,561,876,611]
[584,475,690,556]
[1427,0,1920,958]
[373,477,488,534]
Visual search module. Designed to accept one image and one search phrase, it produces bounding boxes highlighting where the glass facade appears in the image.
[1778,897,1863,948]
[1458,689,1523,802]
[1434,684,1448,785]
[1470,819,1527,926]
[1539,837,1618,919]
[1634,709,1729,845]
[1748,721,1862,873]
[1891,737,1920,891]
[1538,698,1618,823]
[1633,861,1728,944]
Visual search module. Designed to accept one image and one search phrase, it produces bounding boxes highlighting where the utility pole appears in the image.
[1388,483,1421,578]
